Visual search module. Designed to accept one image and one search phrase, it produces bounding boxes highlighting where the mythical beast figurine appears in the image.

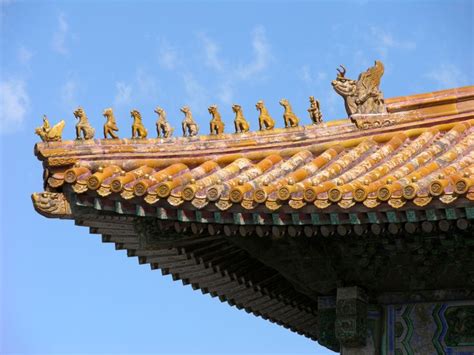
[74,107,95,140]
[232,104,250,133]
[255,100,275,131]
[35,115,65,142]
[102,108,119,139]
[131,109,148,139]
[331,60,387,117]
[154,107,174,138]
[279,99,299,128]
[208,104,225,135]
[308,96,323,124]
[180,106,199,137]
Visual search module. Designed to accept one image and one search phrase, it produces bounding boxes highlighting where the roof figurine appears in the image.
[131,109,147,139]
[74,107,95,140]
[256,100,275,131]
[332,60,387,117]
[154,106,174,138]
[102,108,119,139]
[279,98,300,128]
[232,104,250,133]
[180,106,199,137]
[308,96,323,124]
[208,104,225,135]
[35,115,65,142]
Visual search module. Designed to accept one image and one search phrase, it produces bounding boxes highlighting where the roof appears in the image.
[32,85,474,346]
[36,86,474,217]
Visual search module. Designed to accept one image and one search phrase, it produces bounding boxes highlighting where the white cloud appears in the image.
[158,39,179,70]
[60,79,78,109]
[425,64,468,89]
[182,73,208,114]
[0,79,30,134]
[18,46,32,65]
[156,26,272,109]
[217,82,234,105]
[237,25,271,79]
[300,65,327,86]
[198,33,224,72]
[113,69,158,107]
[135,69,158,99]
[52,13,69,54]
[114,82,132,106]
[369,27,416,58]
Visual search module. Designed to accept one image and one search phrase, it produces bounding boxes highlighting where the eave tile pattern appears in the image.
[52,122,474,212]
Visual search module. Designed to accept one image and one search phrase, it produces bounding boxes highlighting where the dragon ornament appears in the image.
[331,60,387,117]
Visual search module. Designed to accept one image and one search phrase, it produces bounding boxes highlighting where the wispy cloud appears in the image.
[198,33,224,72]
[60,79,78,109]
[113,69,159,107]
[0,79,30,134]
[114,82,132,106]
[300,65,327,86]
[158,39,179,70]
[237,25,272,80]
[157,25,272,108]
[182,73,208,115]
[18,46,32,65]
[52,12,69,54]
[425,64,468,89]
[369,27,416,58]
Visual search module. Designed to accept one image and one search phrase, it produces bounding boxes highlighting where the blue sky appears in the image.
[0,1,472,354]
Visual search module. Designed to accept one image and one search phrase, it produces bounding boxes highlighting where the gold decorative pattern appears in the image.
[242,199,257,210]
[182,186,196,201]
[388,198,405,209]
[363,198,380,208]
[192,198,208,209]
[254,189,268,203]
[265,200,282,211]
[97,186,112,197]
[289,199,306,209]
[440,193,457,204]
[31,192,71,218]
[216,199,233,211]
[144,194,159,205]
[314,199,331,209]
[230,189,243,203]
[72,183,88,194]
[328,188,342,202]
[168,195,184,206]
[377,187,391,201]
[413,196,432,207]
[338,199,355,209]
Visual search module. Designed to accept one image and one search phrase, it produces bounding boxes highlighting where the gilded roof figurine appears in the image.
[180,106,199,137]
[308,96,323,124]
[35,115,65,142]
[232,104,250,133]
[256,100,275,131]
[208,104,225,135]
[155,107,174,138]
[74,107,95,140]
[279,99,300,128]
[131,109,147,139]
[332,60,387,117]
[102,108,119,139]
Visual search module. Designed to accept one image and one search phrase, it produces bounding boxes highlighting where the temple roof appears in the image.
[32,85,474,346]
[36,86,474,216]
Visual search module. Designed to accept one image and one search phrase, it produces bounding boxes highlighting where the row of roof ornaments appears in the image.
[35,98,323,142]
[35,61,387,142]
